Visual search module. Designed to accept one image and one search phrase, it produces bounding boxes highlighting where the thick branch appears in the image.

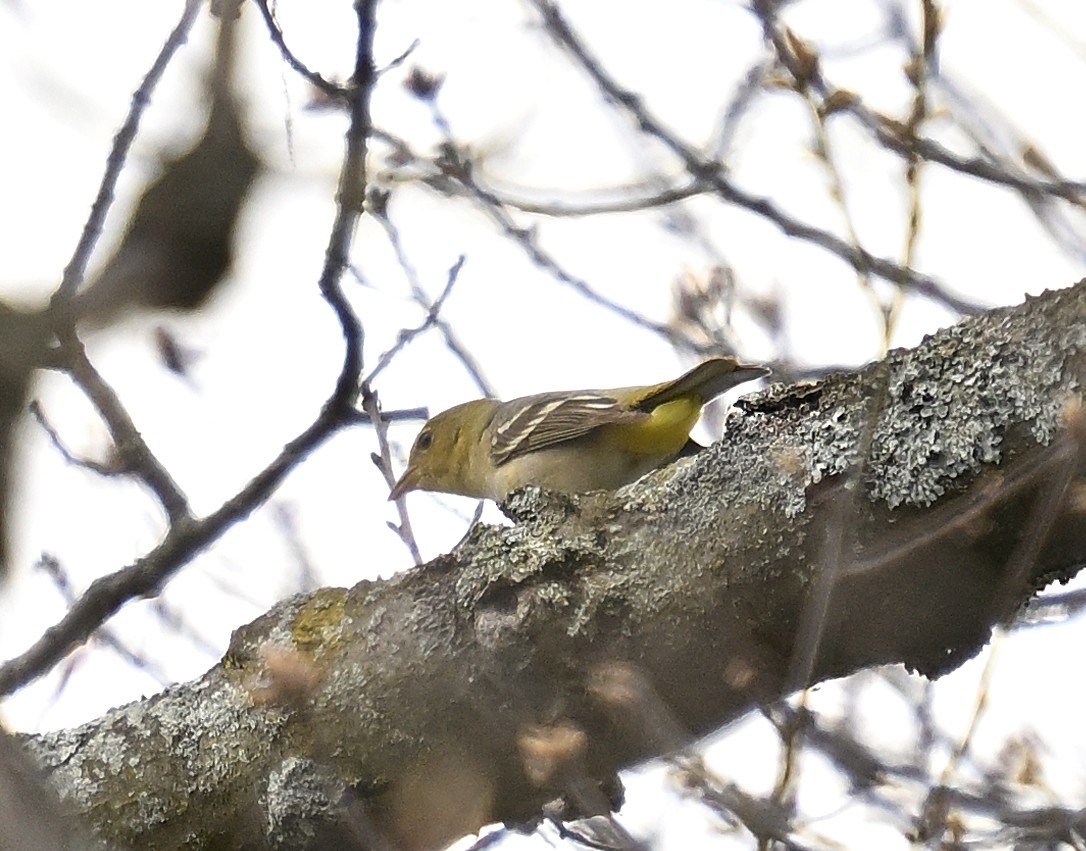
[24,281,1086,850]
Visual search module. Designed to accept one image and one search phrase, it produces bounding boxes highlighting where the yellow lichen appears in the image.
[290,588,348,652]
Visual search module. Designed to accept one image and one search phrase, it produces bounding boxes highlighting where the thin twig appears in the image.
[362,384,422,564]
[28,401,121,477]
[365,255,468,385]
[252,0,347,98]
[435,143,714,351]
[63,343,193,524]
[529,0,986,317]
[369,210,493,396]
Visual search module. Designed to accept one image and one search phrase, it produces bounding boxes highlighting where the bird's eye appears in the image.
[416,429,433,451]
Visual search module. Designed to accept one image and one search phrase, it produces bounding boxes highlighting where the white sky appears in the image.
[2,0,1086,847]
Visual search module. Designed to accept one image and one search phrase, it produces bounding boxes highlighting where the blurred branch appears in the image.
[36,554,174,689]
[779,703,1086,849]
[754,0,1086,265]
[0,0,204,581]
[0,306,50,577]
[529,0,986,317]
[35,2,259,535]
[0,0,381,697]
[53,0,204,303]
[1018,583,1086,628]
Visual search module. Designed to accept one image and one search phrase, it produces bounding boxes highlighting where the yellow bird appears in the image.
[389,357,769,501]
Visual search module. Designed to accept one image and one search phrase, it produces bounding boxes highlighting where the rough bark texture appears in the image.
[21,281,1086,850]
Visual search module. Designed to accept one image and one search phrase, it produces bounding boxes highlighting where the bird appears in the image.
[389,357,769,501]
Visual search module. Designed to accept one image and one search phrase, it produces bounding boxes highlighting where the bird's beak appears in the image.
[388,466,419,501]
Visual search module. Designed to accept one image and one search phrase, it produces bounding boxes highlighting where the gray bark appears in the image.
[21,280,1086,850]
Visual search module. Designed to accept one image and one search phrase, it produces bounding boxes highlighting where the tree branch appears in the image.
[23,281,1086,850]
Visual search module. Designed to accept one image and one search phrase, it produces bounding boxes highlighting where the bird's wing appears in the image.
[490,392,647,466]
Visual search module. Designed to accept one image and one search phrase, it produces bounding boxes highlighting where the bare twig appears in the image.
[28,401,122,477]
[365,254,468,385]
[433,143,713,352]
[64,344,193,525]
[252,0,347,98]
[362,384,422,564]
[369,208,493,396]
[529,0,986,317]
